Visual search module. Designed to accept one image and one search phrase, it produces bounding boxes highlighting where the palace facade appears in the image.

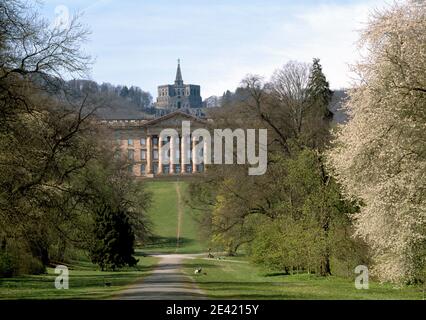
[105,111,208,178]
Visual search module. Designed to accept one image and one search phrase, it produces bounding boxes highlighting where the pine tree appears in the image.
[90,205,138,271]
[119,85,129,98]
[221,90,233,107]
[307,58,333,119]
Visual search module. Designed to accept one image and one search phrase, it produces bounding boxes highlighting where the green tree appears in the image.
[192,60,364,276]
[90,206,138,271]
[248,150,363,276]
[307,58,333,119]
[0,0,151,274]
[120,85,129,98]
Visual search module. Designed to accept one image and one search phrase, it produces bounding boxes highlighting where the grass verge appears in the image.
[183,257,423,300]
[0,253,159,300]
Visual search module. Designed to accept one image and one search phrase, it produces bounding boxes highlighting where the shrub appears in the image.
[0,251,14,277]
[0,240,46,277]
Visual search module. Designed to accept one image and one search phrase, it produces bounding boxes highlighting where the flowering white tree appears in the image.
[327,1,426,283]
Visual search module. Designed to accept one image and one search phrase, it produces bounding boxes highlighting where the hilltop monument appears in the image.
[155,59,202,110]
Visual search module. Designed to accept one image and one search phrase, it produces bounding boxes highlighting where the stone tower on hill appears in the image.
[155,60,202,110]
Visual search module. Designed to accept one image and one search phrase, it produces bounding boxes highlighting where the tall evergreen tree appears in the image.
[90,205,138,271]
[221,90,233,107]
[307,58,333,119]
[120,85,129,98]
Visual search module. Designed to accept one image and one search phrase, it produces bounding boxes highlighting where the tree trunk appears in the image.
[320,251,331,276]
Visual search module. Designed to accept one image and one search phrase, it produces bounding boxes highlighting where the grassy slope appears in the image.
[142,180,205,253]
[183,257,424,300]
[0,253,158,300]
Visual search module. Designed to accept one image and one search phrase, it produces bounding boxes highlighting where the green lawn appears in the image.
[0,253,158,300]
[183,257,424,300]
[142,180,205,253]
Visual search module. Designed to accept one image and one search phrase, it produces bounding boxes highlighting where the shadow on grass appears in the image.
[0,265,157,290]
[203,292,321,300]
[199,281,309,289]
[143,236,196,249]
[194,281,330,300]
[264,272,290,277]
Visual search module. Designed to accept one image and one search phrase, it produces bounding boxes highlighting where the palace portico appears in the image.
[104,111,209,178]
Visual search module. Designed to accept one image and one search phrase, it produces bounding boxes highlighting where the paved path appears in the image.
[115,254,207,300]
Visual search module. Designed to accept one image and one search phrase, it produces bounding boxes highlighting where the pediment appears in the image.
[144,111,206,128]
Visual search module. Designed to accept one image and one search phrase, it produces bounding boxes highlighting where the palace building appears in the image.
[102,61,208,178]
[105,111,208,178]
[155,60,202,110]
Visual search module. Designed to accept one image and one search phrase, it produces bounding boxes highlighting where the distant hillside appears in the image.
[67,79,155,120]
[41,77,349,122]
[66,79,213,120]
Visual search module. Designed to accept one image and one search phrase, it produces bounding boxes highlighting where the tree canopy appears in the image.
[327,1,426,283]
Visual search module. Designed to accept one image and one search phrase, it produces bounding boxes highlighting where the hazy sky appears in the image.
[41,0,392,98]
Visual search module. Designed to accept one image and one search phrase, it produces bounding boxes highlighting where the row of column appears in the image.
[144,135,206,175]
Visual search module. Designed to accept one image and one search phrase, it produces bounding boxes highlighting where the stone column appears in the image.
[192,137,197,173]
[158,136,163,174]
[181,135,187,174]
[170,137,175,174]
[146,136,152,174]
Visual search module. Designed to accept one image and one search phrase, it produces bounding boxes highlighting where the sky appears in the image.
[40,0,393,99]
